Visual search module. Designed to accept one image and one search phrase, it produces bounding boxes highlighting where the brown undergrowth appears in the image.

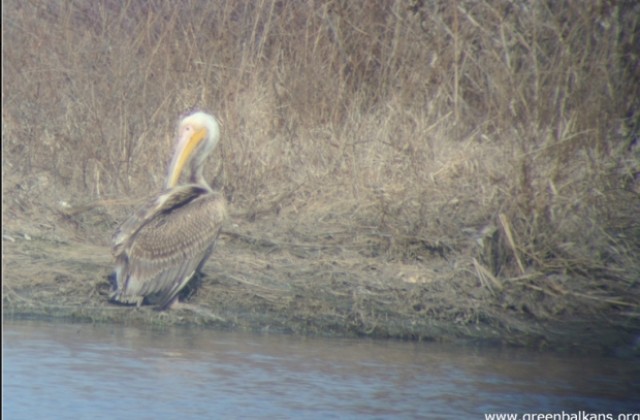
[2,0,639,354]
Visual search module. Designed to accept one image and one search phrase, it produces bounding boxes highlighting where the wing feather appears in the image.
[110,186,226,308]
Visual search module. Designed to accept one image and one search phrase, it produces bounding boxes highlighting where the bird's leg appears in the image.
[161,295,182,310]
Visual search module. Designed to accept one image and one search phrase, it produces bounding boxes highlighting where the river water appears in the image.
[3,320,639,419]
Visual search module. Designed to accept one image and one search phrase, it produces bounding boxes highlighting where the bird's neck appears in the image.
[189,163,213,191]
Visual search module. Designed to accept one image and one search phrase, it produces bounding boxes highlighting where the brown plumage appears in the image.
[110,111,227,309]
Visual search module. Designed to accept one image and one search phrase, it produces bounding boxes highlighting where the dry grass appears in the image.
[2,0,639,348]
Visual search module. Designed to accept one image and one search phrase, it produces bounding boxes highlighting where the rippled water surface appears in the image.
[3,320,639,419]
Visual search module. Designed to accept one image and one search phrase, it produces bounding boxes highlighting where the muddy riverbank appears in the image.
[3,207,638,357]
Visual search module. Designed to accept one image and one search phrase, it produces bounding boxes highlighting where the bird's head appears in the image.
[165,111,220,189]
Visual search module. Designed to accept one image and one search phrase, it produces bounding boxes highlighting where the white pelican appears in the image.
[110,111,227,309]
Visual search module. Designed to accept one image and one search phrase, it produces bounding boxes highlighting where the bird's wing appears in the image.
[111,186,226,308]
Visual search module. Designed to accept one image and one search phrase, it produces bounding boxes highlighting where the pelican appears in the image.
[110,111,227,310]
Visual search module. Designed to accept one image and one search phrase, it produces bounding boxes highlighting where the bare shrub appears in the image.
[3,0,638,325]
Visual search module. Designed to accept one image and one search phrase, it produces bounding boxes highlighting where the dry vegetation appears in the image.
[2,0,639,353]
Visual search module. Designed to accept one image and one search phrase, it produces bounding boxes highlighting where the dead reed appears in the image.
[2,0,639,332]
